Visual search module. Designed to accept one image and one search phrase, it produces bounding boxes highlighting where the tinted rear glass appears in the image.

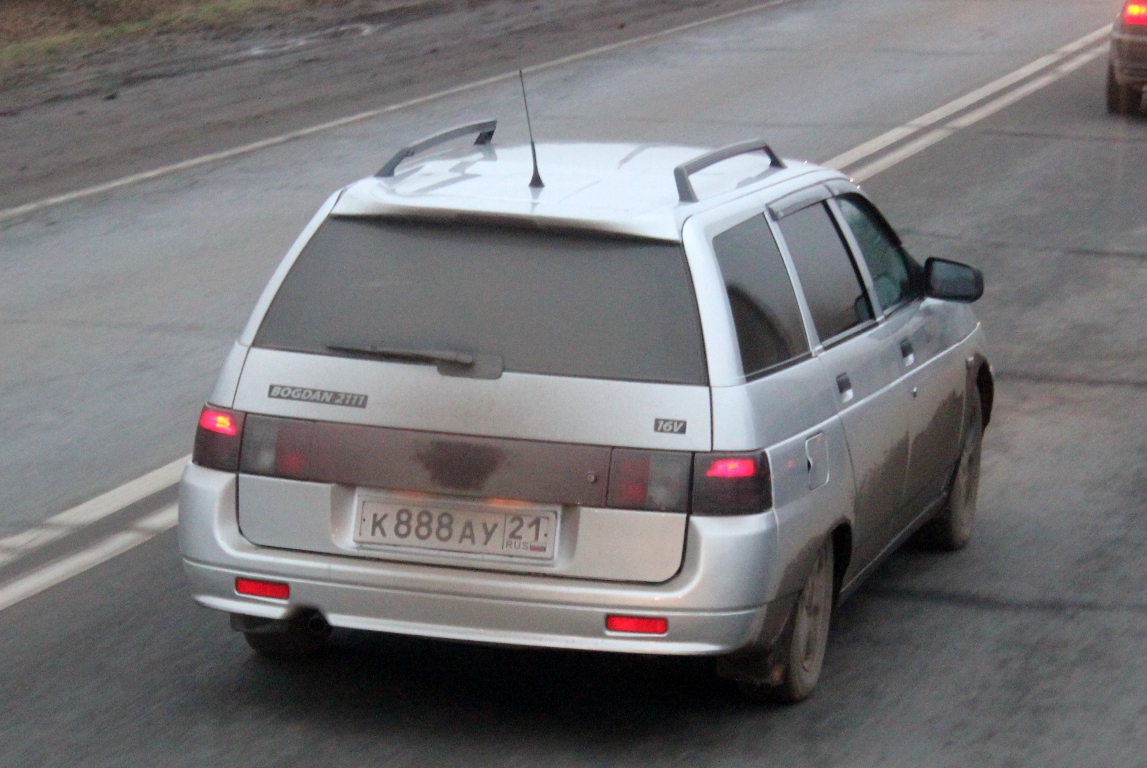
[254,218,708,385]
[711,214,810,378]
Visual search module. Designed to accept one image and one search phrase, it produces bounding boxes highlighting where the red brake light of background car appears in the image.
[606,615,668,635]
[235,578,290,600]
[1125,2,1147,24]
[193,405,245,472]
[705,457,757,478]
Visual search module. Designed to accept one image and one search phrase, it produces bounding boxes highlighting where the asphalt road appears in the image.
[1,0,1145,764]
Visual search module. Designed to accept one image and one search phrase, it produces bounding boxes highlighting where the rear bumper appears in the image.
[1111,29,1147,84]
[186,559,768,654]
[179,463,784,655]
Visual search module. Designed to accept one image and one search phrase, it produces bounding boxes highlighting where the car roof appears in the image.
[330,141,836,241]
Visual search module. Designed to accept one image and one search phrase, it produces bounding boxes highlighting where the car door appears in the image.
[832,193,966,526]
[771,191,909,578]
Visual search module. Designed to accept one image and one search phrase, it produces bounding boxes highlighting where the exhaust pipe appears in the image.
[231,609,331,638]
[306,612,331,637]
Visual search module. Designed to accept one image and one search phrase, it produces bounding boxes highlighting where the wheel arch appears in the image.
[975,359,993,429]
[831,521,852,605]
[964,352,993,429]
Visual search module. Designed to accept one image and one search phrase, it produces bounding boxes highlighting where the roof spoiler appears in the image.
[673,139,785,203]
[376,119,498,178]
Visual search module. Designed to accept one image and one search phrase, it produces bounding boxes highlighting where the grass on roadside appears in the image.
[0,0,387,71]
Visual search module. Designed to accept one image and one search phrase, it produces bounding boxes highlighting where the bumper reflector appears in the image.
[235,578,290,600]
[606,615,668,635]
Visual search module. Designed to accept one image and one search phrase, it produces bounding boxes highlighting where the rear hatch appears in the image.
[231,216,712,583]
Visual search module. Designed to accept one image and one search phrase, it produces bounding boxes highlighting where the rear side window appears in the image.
[778,203,873,343]
[711,215,810,378]
[254,218,708,385]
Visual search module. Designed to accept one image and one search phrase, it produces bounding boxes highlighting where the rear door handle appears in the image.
[900,339,915,367]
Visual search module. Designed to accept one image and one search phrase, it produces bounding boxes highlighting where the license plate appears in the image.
[355,496,558,560]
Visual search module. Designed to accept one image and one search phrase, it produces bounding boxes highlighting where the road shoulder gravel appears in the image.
[0,0,771,211]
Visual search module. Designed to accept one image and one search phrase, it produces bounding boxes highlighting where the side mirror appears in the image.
[925,258,983,303]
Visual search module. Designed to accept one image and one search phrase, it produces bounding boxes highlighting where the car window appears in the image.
[254,217,709,385]
[711,214,810,378]
[777,202,873,343]
[836,195,922,312]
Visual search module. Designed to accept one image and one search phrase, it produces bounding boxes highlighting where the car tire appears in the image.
[242,611,331,660]
[916,386,983,551]
[737,537,834,704]
[1107,65,1140,115]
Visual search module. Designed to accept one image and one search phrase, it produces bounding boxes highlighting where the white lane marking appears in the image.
[0,0,799,223]
[0,455,188,567]
[823,24,1111,172]
[0,505,177,613]
[846,44,1107,181]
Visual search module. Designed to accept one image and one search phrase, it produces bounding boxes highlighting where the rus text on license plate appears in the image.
[355,499,557,560]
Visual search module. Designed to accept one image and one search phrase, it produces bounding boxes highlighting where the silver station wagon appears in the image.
[180,120,992,702]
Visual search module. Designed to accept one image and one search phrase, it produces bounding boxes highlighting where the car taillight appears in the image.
[193,405,246,471]
[606,449,692,512]
[1125,1,1147,24]
[691,451,771,515]
[239,414,315,480]
[705,458,757,478]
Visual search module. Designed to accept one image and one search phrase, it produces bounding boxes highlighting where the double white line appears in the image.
[0,456,187,611]
[826,25,1111,179]
[0,20,1114,613]
[0,505,179,612]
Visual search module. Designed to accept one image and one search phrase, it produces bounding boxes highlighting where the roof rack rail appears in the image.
[673,139,786,203]
[376,119,498,178]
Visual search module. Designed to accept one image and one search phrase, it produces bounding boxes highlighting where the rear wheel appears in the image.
[1107,65,1140,115]
[239,611,331,660]
[917,387,983,551]
[737,537,834,704]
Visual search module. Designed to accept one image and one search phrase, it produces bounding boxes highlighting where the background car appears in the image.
[1108,0,1147,113]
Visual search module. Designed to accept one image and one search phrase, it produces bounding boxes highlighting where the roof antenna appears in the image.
[518,69,544,189]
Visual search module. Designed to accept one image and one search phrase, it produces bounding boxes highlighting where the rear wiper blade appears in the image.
[326,344,475,367]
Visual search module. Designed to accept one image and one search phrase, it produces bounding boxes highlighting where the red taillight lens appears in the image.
[606,449,692,512]
[235,578,290,600]
[1124,2,1147,24]
[606,615,668,634]
[705,458,757,478]
[193,405,245,471]
[199,409,239,435]
[691,451,771,515]
[608,451,652,508]
[239,414,314,480]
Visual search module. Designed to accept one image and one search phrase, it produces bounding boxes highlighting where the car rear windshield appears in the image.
[254,217,708,385]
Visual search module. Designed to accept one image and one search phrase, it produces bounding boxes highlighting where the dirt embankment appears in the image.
[0,0,441,55]
[0,0,767,212]
[0,0,444,92]
[0,0,312,49]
